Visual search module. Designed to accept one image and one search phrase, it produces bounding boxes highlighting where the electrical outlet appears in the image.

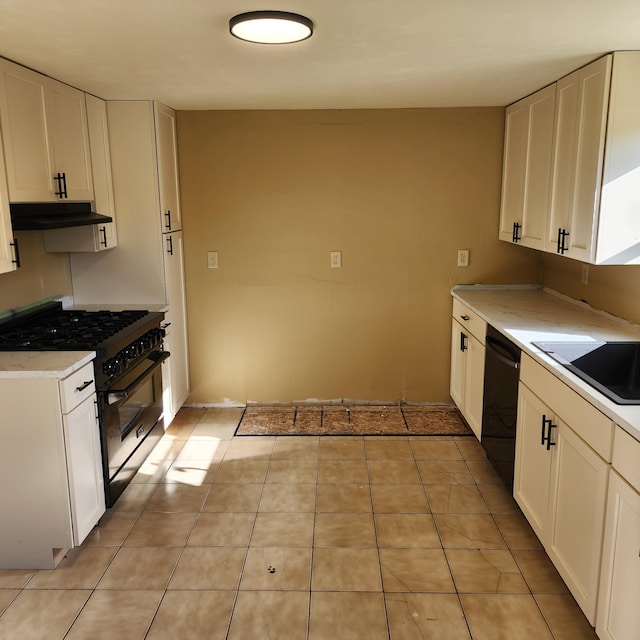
[457,249,469,267]
[330,251,342,268]
[207,251,219,269]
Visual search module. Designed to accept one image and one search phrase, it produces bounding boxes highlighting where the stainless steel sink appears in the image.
[532,341,640,405]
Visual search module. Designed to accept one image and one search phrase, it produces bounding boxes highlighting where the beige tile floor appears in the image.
[0,407,599,640]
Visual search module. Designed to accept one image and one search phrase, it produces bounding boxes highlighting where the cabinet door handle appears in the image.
[165,210,172,230]
[54,172,68,199]
[75,380,93,393]
[546,422,557,450]
[10,238,20,267]
[541,414,557,449]
[100,226,108,247]
[512,221,522,243]
[166,235,173,255]
[460,332,468,352]
[557,228,570,254]
[541,414,551,445]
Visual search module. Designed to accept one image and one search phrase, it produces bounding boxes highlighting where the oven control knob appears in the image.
[124,344,140,360]
[103,357,124,378]
[144,333,156,350]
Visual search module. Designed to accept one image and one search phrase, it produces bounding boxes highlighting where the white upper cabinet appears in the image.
[155,102,182,232]
[499,83,556,250]
[547,55,611,261]
[43,95,118,252]
[0,123,17,273]
[0,59,93,202]
[502,51,640,264]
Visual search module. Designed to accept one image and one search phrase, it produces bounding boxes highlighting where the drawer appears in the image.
[452,298,486,344]
[520,353,614,460]
[59,362,96,414]
[613,426,640,491]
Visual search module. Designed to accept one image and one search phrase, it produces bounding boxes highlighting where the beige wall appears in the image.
[542,253,640,324]
[177,108,540,405]
[0,231,72,311]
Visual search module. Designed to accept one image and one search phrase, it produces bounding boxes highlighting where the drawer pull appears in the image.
[460,314,470,321]
[75,380,93,393]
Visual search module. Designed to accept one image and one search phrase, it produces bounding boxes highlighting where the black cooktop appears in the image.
[0,303,150,351]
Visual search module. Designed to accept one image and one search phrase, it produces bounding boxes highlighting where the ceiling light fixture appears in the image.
[229,10,313,44]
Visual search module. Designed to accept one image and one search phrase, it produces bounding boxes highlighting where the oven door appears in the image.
[100,351,169,487]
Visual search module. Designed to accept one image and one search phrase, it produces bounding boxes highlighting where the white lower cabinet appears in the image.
[596,428,640,640]
[514,356,612,625]
[0,359,105,569]
[450,300,485,439]
[63,392,106,545]
[162,231,190,425]
[513,386,554,538]
[547,418,609,623]
[450,320,485,438]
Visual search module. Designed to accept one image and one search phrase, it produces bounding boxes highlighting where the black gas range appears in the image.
[0,301,169,506]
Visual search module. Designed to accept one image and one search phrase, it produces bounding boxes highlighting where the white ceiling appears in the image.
[1,0,640,110]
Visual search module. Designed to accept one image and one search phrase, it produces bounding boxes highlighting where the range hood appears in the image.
[10,202,113,231]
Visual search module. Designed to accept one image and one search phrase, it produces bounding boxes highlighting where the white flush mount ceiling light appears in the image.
[229,11,313,44]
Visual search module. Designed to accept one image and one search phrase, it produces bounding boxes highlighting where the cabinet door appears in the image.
[519,84,555,250]
[514,385,553,539]
[0,60,55,201]
[47,80,93,201]
[63,394,105,545]
[568,55,611,262]
[85,94,117,248]
[548,56,611,261]
[596,470,640,640]
[547,70,579,253]
[499,100,528,243]
[163,230,190,422]
[547,420,608,624]
[450,318,467,412]
[0,124,16,274]
[465,333,485,440]
[499,86,555,250]
[155,102,182,232]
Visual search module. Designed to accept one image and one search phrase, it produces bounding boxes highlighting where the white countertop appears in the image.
[0,351,95,378]
[65,303,168,313]
[452,285,640,442]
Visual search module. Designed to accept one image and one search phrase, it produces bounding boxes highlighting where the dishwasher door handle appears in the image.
[486,335,520,370]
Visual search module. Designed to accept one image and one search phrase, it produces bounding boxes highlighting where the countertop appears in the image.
[452,285,640,442]
[0,351,95,378]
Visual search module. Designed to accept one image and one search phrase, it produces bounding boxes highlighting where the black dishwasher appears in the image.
[481,325,522,488]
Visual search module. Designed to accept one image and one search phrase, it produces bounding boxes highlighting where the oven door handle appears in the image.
[107,351,170,405]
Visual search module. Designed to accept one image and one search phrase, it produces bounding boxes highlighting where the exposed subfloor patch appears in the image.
[236,405,473,436]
